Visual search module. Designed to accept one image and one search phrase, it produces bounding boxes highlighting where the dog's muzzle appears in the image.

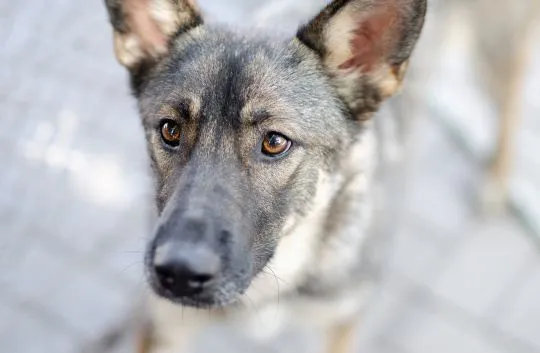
[146,210,252,307]
[148,216,222,300]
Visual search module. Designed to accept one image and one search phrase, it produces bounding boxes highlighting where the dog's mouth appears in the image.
[147,273,250,308]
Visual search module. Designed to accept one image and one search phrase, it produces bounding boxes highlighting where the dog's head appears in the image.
[105,0,426,307]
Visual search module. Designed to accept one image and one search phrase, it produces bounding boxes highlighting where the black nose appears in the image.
[153,241,221,295]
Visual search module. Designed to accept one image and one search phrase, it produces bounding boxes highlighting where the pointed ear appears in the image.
[297,0,426,120]
[104,0,202,69]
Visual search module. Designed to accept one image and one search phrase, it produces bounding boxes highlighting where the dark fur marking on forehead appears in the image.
[159,34,307,130]
[214,51,251,128]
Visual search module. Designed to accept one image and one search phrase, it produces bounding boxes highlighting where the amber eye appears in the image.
[160,120,181,147]
[261,132,291,157]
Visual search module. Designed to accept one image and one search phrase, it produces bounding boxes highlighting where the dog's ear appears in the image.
[297,0,426,120]
[104,0,201,69]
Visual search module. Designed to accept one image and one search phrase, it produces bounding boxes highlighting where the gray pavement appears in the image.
[0,1,539,352]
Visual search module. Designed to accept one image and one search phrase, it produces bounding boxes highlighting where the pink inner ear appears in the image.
[127,0,167,52]
[338,6,399,72]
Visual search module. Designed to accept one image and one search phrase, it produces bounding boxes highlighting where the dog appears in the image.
[104,0,427,352]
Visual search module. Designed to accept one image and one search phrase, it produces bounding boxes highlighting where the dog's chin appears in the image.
[156,290,239,308]
[148,278,247,309]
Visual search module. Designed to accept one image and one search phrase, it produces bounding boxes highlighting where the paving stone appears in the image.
[0,240,68,302]
[391,303,507,353]
[430,218,537,318]
[386,218,445,284]
[44,266,132,341]
[402,120,475,239]
[498,264,540,349]
[355,274,419,349]
[0,305,77,353]
[0,299,16,340]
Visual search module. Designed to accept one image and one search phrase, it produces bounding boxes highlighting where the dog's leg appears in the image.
[477,0,540,216]
[482,76,523,215]
[480,27,534,216]
[325,321,356,353]
[481,82,522,214]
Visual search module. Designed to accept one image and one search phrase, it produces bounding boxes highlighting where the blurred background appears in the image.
[0,0,539,352]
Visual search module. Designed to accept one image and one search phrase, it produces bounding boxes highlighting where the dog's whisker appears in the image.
[118,260,143,274]
[265,266,281,308]
[118,250,144,254]
[263,266,289,286]
[242,292,256,314]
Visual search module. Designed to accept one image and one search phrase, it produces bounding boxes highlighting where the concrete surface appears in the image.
[0,0,539,352]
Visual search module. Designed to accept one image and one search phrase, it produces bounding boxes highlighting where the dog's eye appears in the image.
[160,120,181,147]
[262,132,291,157]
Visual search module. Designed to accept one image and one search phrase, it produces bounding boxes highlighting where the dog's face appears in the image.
[105,0,426,307]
